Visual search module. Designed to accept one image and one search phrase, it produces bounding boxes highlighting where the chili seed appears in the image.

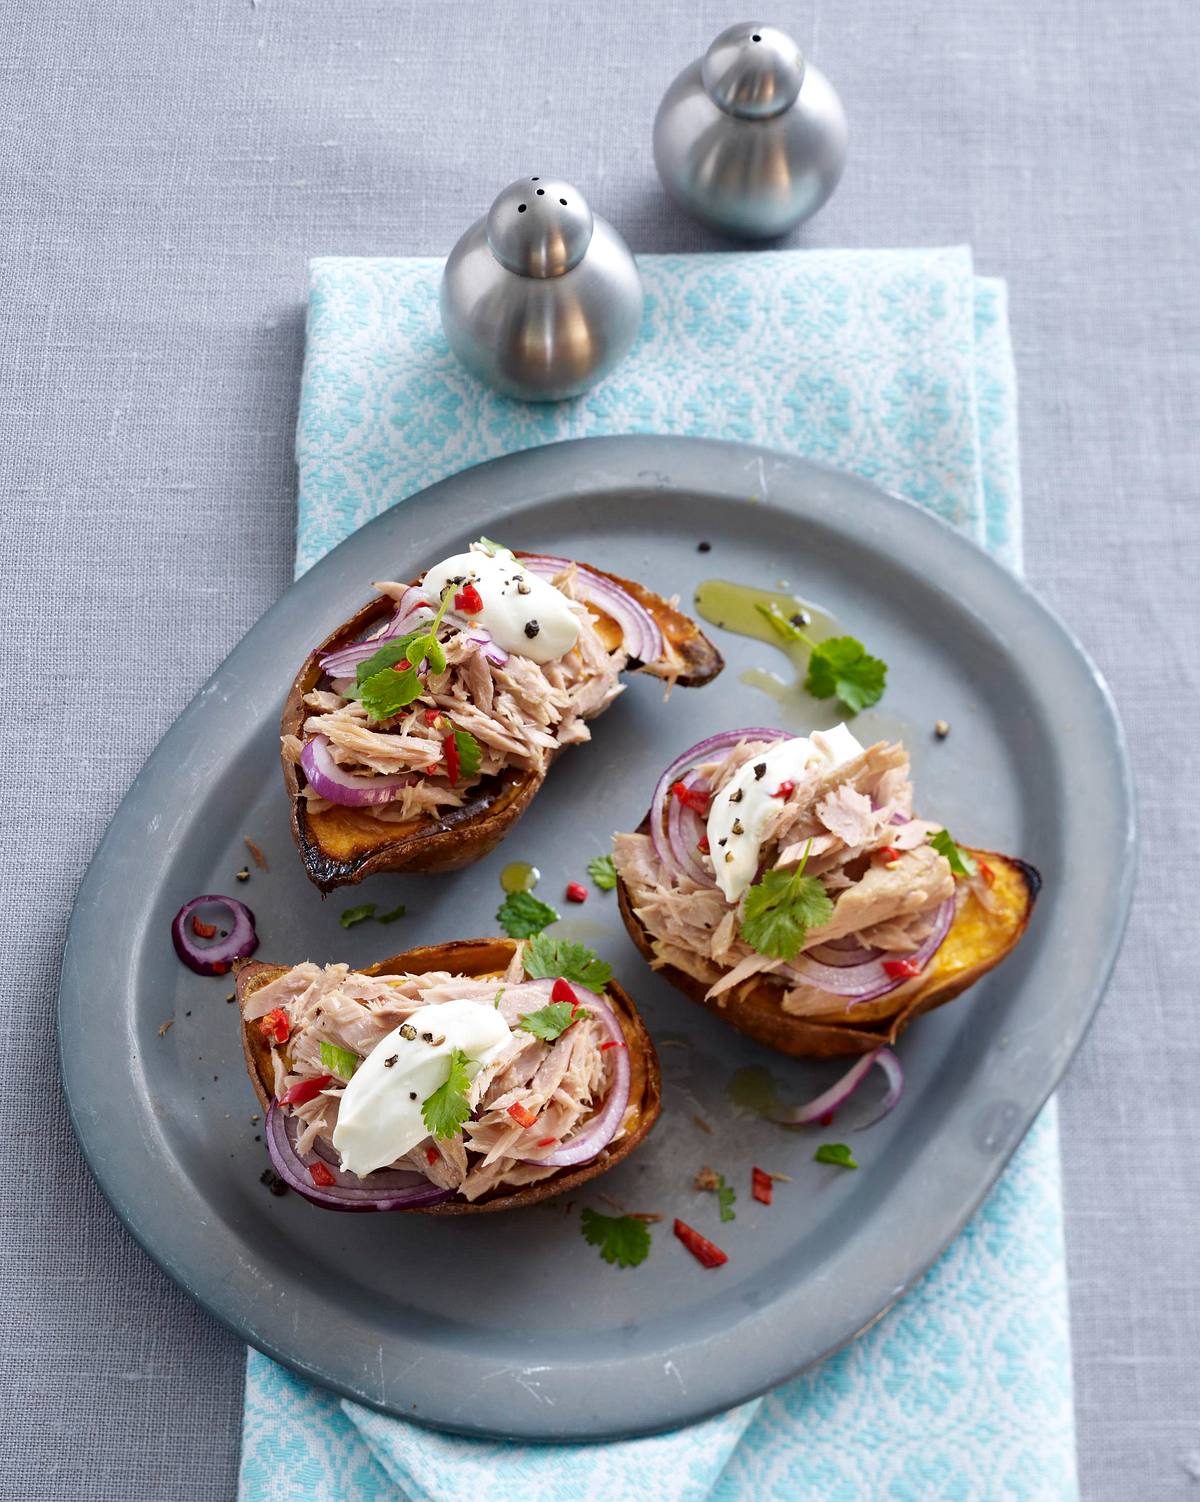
[935,719,950,739]
[235,867,250,882]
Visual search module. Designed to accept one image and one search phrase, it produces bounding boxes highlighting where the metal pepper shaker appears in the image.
[439,177,644,402]
[653,22,847,239]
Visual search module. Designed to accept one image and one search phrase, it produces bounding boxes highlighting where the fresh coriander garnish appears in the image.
[754,605,887,714]
[518,1001,590,1041]
[715,1173,736,1222]
[739,839,834,962]
[376,902,406,924]
[451,728,482,782]
[580,1207,652,1268]
[339,903,376,929]
[356,585,455,722]
[522,934,613,991]
[497,890,560,939]
[814,1143,858,1170]
[587,853,618,891]
[421,1048,473,1140]
[804,637,887,713]
[319,1041,360,1081]
[928,828,979,879]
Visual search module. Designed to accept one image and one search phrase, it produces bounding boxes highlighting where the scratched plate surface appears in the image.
[57,437,1133,1440]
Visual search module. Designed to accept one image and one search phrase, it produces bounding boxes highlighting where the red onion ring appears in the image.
[300,735,415,808]
[464,627,509,666]
[665,770,711,884]
[763,1047,904,1128]
[171,895,258,975]
[521,554,664,666]
[517,984,631,1169]
[318,593,431,678]
[782,896,955,1001]
[648,728,789,878]
[265,1105,454,1211]
[807,938,884,967]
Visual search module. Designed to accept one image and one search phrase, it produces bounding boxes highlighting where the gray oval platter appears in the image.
[58,436,1134,1441]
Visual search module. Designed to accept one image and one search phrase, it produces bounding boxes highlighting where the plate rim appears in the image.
[57,435,1136,1440]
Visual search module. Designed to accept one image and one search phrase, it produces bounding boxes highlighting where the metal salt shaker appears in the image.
[439,177,644,402]
[653,22,847,239]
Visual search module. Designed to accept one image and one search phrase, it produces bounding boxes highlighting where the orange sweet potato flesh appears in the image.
[617,848,1041,1058]
[237,937,662,1215]
[283,554,723,892]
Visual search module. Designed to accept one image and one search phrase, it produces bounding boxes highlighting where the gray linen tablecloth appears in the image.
[2,2,1197,1497]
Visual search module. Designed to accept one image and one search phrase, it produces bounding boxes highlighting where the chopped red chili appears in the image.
[878,846,901,863]
[258,1008,290,1045]
[599,1040,626,1052]
[507,1101,538,1129]
[425,1146,440,1165]
[770,780,796,800]
[443,732,461,784]
[670,780,710,815]
[565,882,588,904]
[309,1161,336,1189]
[422,708,442,725]
[391,659,411,672]
[673,1218,728,1268]
[454,582,483,614]
[190,914,217,939]
[424,763,439,774]
[697,836,710,854]
[536,1136,558,1148]
[211,962,229,976]
[551,977,577,1007]
[281,1074,333,1106]
[979,860,996,887]
[883,958,923,979]
[752,1167,773,1206]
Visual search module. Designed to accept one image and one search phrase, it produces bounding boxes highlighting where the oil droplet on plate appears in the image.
[499,861,540,894]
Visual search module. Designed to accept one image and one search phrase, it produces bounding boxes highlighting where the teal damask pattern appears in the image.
[239,248,1074,1501]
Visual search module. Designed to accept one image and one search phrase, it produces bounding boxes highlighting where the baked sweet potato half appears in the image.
[282,545,722,892]
[619,843,1040,1057]
[238,937,661,1214]
[611,725,1041,1058]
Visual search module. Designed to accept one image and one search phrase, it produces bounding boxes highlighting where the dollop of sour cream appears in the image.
[705,724,865,903]
[331,998,511,1178]
[422,546,580,664]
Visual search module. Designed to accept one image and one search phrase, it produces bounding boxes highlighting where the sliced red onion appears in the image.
[665,771,711,884]
[782,897,955,1002]
[265,1105,453,1211]
[300,735,414,808]
[808,938,884,967]
[518,986,631,1169]
[648,728,788,879]
[522,554,664,666]
[464,627,509,666]
[764,1047,903,1128]
[171,895,258,975]
[317,592,432,677]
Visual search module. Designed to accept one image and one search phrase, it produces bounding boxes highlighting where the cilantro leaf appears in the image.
[358,663,422,722]
[376,902,406,924]
[421,1048,473,1140]
[716,1174,736,1223]
[739,840,834,962]
[497,890,560,939]
[814,1142,858,1170]
[580,1207,652,1268]
[339,903,376,929]
[928,828,979,879]
[522,934,613,991]
[587,853,618,891]
[804,635,887,714]
[518,1001,590,1041]
[354,634,423,686]
[453,729,482,782]
[319,1041,360,1081]
[755,600,807,642]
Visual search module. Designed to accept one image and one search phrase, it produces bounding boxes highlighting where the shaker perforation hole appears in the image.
[531,176,539,180]
[536,188,545,195]
[559,198,567,205]
[752,32,761,41]
[518,204,527,213]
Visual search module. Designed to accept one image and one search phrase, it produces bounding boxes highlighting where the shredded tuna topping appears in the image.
[613,738,959,1015]
[244,953,622,1200]
[288,562,626,818]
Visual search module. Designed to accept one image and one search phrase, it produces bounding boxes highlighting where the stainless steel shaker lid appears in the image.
[485,177,595,278]
[701,22,806,119]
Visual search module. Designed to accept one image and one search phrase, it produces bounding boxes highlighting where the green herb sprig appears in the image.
[497,890,560,939]
[739,839,834,962]
[522,935,612,991]
[580,1208,652,1268]
[421,1048,474,1140]
[755,602,887,714]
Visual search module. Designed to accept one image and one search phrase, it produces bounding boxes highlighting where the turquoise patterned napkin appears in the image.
[239,247,1076,1502]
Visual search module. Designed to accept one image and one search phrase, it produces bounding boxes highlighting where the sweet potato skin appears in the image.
[237,938,662,1215]
[283,555,723,892]
[616,847,1041,1059]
